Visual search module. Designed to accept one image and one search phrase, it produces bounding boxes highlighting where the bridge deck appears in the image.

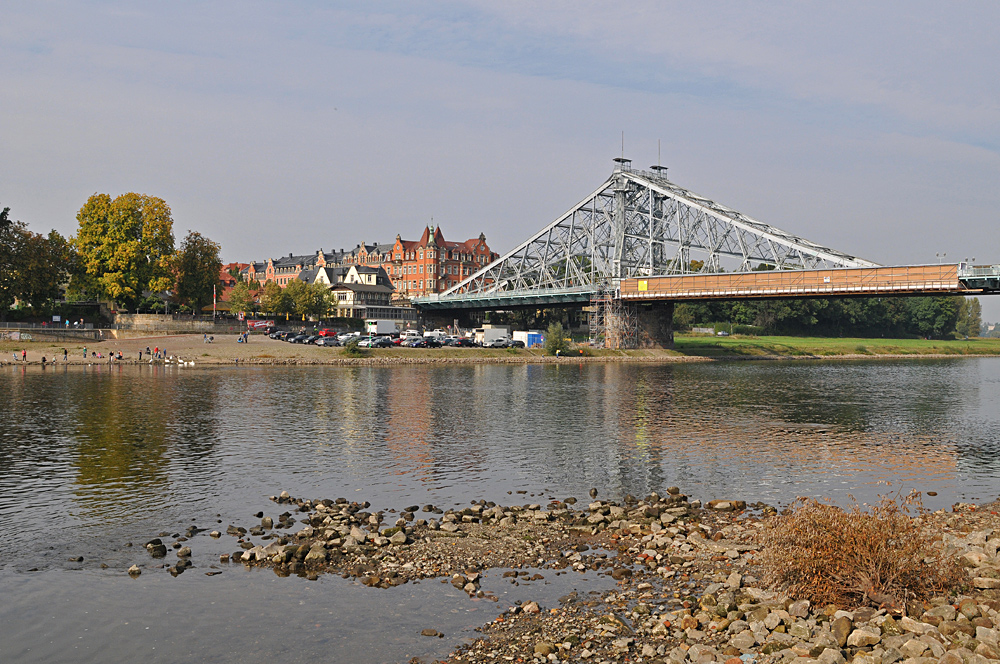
[620,264,976,301]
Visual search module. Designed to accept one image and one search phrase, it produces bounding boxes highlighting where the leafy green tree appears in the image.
[283,279,310,316]
[174,230,222,312]
[73,193,175,310]
[16,229,75,310]
[905,297,959,339]
[0,206,26,313]
[544,321,570,355]
[955,297,982,338]
[260,280,290,314]
[228,281,254,314]
[0,205,79,315]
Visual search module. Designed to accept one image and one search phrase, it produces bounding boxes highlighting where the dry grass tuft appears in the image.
[758,491,963,608]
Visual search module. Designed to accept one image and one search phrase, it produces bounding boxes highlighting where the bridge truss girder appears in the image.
[437,166,879,303]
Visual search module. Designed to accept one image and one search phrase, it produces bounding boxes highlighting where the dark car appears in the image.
[288,334,309,343]
[507,340,525,348]
[303,335,320,344]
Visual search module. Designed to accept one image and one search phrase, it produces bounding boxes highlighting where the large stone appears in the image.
[832,617,853,647]
[973,577,1000,590]
[975,642,1000,659]
[788,600,811,618]
[818,648,846,664]
[925,605,958,622]
[304,548,327,563]
[938,652,964,664]
[731,630,757,651]
[881,617,902,636]
[534,642,555,656]
[939,621,975,637]
[900,616,929,634]
[349,526,367,541]
[847,628,882,647]
[789,623,811,639]
[958,598,980,620]
[976,626,999,646]
[900,639,929,659]
[389,531,407,545]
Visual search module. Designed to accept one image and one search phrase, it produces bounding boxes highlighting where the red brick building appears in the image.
[382,226,498,297]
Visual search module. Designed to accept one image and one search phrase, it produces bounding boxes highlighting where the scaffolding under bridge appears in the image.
[589,289,638,350]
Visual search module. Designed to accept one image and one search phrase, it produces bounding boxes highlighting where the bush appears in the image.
[343,338,367,357]
[544,322,570,356]
[758,491,963,608]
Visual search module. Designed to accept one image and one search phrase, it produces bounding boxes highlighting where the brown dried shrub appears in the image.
[757,491,963,608]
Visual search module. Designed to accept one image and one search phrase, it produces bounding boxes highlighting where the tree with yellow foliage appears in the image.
[73,193,175,310]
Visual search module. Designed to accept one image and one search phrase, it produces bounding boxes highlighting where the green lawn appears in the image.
[670,334,1000,358]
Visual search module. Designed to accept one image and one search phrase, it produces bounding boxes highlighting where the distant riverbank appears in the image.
[2,332,999,367]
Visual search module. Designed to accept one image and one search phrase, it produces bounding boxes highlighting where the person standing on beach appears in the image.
[83,346,87,358]
[63,348,67,362]
[21,349,26,362]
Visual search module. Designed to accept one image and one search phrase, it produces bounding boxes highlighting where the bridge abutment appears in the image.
[635,302,674,349]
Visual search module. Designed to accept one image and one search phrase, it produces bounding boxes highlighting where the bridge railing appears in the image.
[959,263,1000,278]
[414,284,598,304]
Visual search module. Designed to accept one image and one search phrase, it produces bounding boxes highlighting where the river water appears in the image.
[2,358,999,662]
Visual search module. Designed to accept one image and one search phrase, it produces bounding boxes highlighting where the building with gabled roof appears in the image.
[240,225,497,300]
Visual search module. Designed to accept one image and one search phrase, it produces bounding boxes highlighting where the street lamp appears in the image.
[936,252,947,264]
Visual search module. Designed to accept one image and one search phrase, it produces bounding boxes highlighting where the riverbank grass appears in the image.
[672,334,1000,357]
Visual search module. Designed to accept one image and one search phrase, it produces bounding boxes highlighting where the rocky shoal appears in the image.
[132,490,1000,664]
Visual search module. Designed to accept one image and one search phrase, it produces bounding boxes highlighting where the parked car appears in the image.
[371,336,393,348]
[483,337,509,348]
[507,339,525,348]
[303,335,320,344]
[315,337,340,347]
[318,328,338,337]
[288,334,309,343]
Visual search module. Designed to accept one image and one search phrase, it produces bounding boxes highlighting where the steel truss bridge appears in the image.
[414,161,999,312]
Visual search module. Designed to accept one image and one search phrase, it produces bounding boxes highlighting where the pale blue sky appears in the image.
[3,2,999,318]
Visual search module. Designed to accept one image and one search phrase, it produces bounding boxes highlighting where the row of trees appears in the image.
[1,193,223,317]
[228,279,335,318]
[0,206,77,313]
[674,294,983,339]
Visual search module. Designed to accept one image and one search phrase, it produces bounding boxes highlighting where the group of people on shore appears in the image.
[8,345,171,365]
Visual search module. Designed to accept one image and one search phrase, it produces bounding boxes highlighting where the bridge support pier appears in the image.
[635,301,674,349]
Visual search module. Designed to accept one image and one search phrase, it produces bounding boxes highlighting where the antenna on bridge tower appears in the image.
[650,139,668,178]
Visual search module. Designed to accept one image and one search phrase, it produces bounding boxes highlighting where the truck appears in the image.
[365,320,397,336]
[423,329,448,342]
[475,325,510,347]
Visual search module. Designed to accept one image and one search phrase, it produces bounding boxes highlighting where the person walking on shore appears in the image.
[21,349,26,362]
[83,347,87,358]
[63,348,67,363]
